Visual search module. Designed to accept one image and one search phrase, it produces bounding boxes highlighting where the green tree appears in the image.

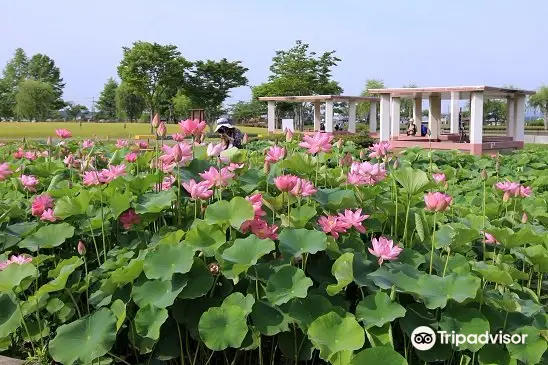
[115,82,146,122]
[529,86,548,130]
[26,53,65,109]
[14,79,56,121]
[117,42,190,122]
[0,48,29,118]
[172,92,193,120]
[182,58,248,121]
[230,99,266,123]
[400,83,417,119]
[64,101,88,120]
[357,79,385,121]
[483,99,506,125]
[97,78,119,119]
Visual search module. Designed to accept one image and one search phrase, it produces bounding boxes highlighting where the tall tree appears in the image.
[172,92,193,120]
[64,101,88,120]
[14,80,56,121]
[483,99,506,125]
[357,79,385,121]
[115,82,146,122]
[117,42,190,122]
[230,99,267,123]
[26,54,65,109]
[97,78,119,119]
[182,58,248,121]
[0,48,29,118]
[400,83,417,119]
[529,86,548,130]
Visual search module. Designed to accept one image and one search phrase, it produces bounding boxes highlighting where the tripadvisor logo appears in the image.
[411,326,528,351]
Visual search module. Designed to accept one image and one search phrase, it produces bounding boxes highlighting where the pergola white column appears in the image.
[348,101,357,133]
[513,95,526,142]
[450,91,460,133]
[413,97,422,126]
[379,95,390,142]
[470,91,484,147]
[428,95,441,139]
[314,101,321,131]
[325,100,334,132]
[267,101,275,132]
[369,102,377,133]
[506,97,515,137]
[390,97,401,138]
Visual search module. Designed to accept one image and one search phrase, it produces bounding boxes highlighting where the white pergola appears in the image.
[258,95,380,133]
[368,86,535,154]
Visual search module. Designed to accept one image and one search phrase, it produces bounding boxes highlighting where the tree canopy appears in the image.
[116,82,146,122]
[14,79,56,121]
[529,86,548,130]
[97,78,119,119]
[63,102,88,120]
[357,79,385,120]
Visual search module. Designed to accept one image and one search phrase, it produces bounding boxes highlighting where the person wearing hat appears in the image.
[215,118,244,149]
[406,118,417,136]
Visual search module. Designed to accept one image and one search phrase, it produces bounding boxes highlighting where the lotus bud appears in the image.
[151,113,160,128]
[77,240,86,255]
[172,143,183,162]
[359,150,366,160]
[242,133,249,145]
[157,121,167,137]
[480,169,488,181]
[335,138,343,149]
[521,212,528,224]
[264,161,270,174]
[285,129,293,142]
[393,158,399,169]
[199,133,206,144]
[340,152,353,167]
[208,262,220,275]
[47,136,52,146]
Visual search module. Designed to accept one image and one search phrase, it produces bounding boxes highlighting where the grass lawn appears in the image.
[0,122,268,139]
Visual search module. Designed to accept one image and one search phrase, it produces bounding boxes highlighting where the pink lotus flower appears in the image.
[285,129,293,142]
[340,152,353,167]
[424,192,452,212]
[154,175,176,192]
[289,178,317,197]
[242,133,249,145]
[495,181,521,202]
[199,167,234,188]
[151,113,160,128]
[82,171,103,186]
[100,164,126,183]
[432,173,446,184]
[0,254,32,271]
[182,179,214,200]
[116,139,129,148]
[368,236,403,265]
[40,209,57,222]
[265,146,286,163]
[274,175,299,192]
[137,141,148,149]
[24,151,38,161]
[31,194,54,217]
[519,185,532,198]
[347,161,387,185]
[119,209,140,230]
[207,143,224,157]
[172,133,186,142]
[82,139,94,149]
[160,143,193,166]
[55,129,72,139]
[63,154,75,167]
[299,132,333,154]
[338,209,370,234]
[484,232,499,245]
[246,193,266,217]
[317,215,348,239]
[368,142,392,159]
[77,240,86,255]
[125,152,138,163]
[13,149,24,159]
[0,163,12,181]
[227,163,244,172]
[179,119,207,138]
[20,175,39,192]
[241,218,279,240]
[157,121,167,137]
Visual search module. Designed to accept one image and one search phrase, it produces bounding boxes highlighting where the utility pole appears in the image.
[91,97,95,121]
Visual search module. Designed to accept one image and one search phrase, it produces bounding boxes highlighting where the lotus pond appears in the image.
[0,130,546,365]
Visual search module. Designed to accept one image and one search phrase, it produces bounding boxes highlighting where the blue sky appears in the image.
[1,0,546,111]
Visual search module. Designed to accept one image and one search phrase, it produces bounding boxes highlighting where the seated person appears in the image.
[406,120,417,136]
[214,118,243,149]
[420,124,428,137]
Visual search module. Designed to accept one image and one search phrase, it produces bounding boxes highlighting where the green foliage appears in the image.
[115,82,145,121]
[14,79,56,121]
[96,77,118,120]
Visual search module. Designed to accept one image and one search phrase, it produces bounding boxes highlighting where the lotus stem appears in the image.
[429,212,438,275]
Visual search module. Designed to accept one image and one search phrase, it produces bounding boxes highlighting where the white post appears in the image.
[369,102,377,133]
[314,101,321,131]
[325,101,334,132]
[379,95,390,141]
[513,95,526,142]
[267,101,275,133]
[390,97,401,138]
[470,91,484,146]
[450,91,460,133]
[506,97,515,138]
[413,97,422,127]
[348,101,357,133]
[428,95,441,139]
